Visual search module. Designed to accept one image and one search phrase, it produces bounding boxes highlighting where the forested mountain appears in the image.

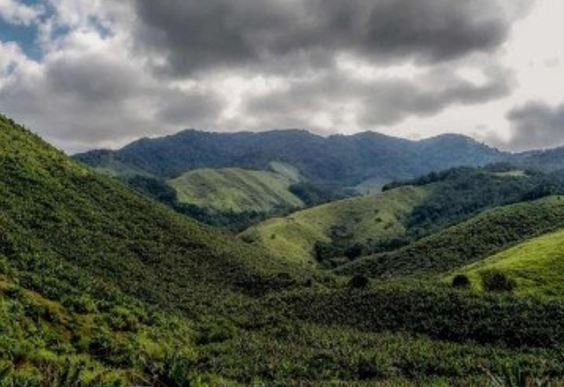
[509,147,564,172]
[75,129,505,188]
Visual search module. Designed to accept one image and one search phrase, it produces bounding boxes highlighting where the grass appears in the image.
[240,185,429,265]
[339,195,564,278]
[169,165,303,214]
[451,227,564,298]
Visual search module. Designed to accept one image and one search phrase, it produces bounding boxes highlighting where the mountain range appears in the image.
[75,129,506,189]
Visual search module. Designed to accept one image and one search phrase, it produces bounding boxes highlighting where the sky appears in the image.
[0,0,562,153]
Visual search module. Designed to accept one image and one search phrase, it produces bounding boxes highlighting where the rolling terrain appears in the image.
[339,195,564,279]
[244,166,564,268]
[1,114,563,385]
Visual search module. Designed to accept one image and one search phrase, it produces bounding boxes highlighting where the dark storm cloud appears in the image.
[244,66,512,129]
[132,0,514,76]
[504,102,564,151]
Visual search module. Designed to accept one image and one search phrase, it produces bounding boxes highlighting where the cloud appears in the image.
[0,0,43,26]
[241,64,512,132]
[502,102,564,151]
[132,0,520,77]
[0,37,222,152]
[0,0,534,151]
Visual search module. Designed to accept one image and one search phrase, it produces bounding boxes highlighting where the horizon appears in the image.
[71,125,539,156]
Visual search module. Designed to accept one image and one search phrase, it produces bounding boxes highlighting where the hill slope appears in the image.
[169,164,303,214]
[452,227,564,298]
[339,196,564,278]
[243,166,560,268]
[0,115,302,314]
[75,129,505,188]
[240,186,429,265]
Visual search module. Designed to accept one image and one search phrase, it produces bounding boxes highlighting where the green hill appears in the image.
[0,116,302,312]
[451,227,564,298]
[169,163,303,214]
[339,196,564,279]
[0,114,308,383]
[2,114,564,385]
[241,166,561,268]
[240,186,429,265]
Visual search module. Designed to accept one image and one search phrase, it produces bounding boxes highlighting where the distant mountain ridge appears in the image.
[75,129,505,188]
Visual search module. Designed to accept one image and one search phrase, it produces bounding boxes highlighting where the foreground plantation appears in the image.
[0,114,563,385]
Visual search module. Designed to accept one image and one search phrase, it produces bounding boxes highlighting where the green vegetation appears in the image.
[383,165,560,237]
[169,165,303,214]
[2,115,564,385]
[254,286,564,349]
[75,129,504,187]
[453,227,564,298]
[0,116,304,313]
[244,165,564,270]
[124,165,353,231]
[340,196,564,278]
[0,256,199,385]
[240,186,429,265]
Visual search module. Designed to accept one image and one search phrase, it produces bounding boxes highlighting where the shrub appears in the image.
[62,294,97,314]
[452,274,471,289]
[349,275,370,289]
[196,320,236,345]
[107,306,140,332]
[345,244,364,260]
[480,270,516,293]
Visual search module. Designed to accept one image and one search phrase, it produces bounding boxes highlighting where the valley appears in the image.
[0,114,563,386]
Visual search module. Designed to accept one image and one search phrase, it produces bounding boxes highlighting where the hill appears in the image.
[168,163,303,214]
[75,129,505,189]
[0,114,317,383]
[339,196,564,279]
[510,147,564,172]
[240,186,429,266]
[451,227,564,298]
[0,116,303,312]
[1,115,564,385]
[243,165,563,268]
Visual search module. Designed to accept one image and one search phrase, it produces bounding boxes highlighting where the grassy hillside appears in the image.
[0,115,305,313]
[451,227,564,298]
[0,253,201,385]
[339,196,564,278]
[0,114,311,384]
[169,164,303,214]
[240,186,429,265]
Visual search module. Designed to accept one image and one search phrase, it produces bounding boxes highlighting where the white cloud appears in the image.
[0,0,43,26]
